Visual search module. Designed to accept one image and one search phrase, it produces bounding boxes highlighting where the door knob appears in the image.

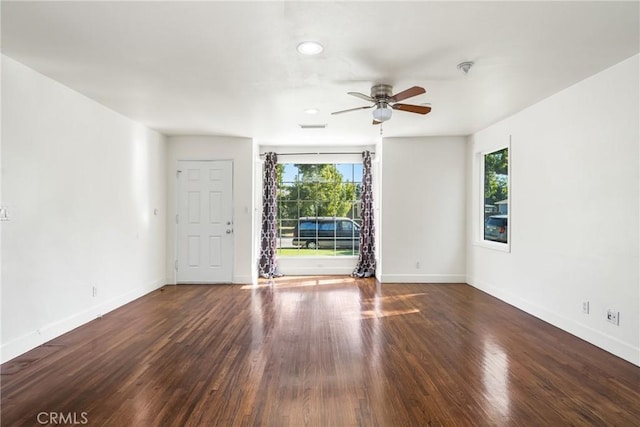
[226,229,232,234]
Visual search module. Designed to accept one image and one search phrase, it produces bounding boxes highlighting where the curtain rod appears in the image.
[259,151,375,157]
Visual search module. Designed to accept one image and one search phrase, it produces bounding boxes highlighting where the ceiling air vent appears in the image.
[299,124,327,129]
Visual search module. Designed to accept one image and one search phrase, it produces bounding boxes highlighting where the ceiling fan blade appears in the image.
[372,120,382,125]
[390,86,426,102]
[331,105,374,115]
[348,91,375,102]
[392,103,432,114]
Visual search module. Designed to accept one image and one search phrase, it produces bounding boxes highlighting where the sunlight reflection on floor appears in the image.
[482,339,511,419]
[245,275,359,290]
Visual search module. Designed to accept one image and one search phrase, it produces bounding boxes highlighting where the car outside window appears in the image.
[299,221,317,231]
[319,221,335,231]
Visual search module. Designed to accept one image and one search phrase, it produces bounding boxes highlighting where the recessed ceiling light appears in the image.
[304,108,320,114]
[297,41,323,55]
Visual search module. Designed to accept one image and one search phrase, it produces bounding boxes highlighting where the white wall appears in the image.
[1,56,168,363]
[0,52,3,362]
[467,54,639,365]
[380,136,467,283]
[166,136,255,284]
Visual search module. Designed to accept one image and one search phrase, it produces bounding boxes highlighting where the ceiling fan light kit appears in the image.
[372,105,392,122]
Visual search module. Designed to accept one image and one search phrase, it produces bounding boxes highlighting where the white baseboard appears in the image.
[233,275,253,284]
[380,273,466,283]
[1,279,165,364]
[467,276,639,367]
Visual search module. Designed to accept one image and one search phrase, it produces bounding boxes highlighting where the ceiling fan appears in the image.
[331,84,431,125]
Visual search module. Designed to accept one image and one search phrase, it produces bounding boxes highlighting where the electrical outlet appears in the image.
[92,286,98,298]
[415,261,420,269]
[582,301,589,314]
[606,309,619,325]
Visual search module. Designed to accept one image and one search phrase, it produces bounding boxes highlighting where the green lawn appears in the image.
[277,248,358,257]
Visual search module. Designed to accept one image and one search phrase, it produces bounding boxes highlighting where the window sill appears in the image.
[473,240,511,253]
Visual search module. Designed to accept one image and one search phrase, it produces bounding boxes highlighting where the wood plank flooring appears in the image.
[2,277,639,426]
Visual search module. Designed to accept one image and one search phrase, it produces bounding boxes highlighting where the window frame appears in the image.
[477,142,511,252]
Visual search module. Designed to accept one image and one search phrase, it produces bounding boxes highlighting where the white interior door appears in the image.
[177,160,233,283]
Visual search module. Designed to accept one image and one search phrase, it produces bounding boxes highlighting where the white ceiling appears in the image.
[2,1,638,145]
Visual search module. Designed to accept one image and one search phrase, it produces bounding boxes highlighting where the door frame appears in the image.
[174,159,234,284]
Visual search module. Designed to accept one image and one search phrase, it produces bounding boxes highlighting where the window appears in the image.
[276,163,363,256]
[482,147,509,245]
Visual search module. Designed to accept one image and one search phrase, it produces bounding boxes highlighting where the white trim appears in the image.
[467,276,640,366]
[380,274,466,283]
[473,239,511,252]
[258,145,376,165]
[233,275,253,284]
[172,166,181,285]
[1,279,165,364]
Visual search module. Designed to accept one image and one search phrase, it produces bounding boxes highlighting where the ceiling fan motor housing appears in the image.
[371,84,393,99]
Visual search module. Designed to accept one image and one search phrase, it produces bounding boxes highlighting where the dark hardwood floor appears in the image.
[2,277,639,426]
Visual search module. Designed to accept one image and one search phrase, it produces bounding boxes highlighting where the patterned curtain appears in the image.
[259,152,281,278]
[352,150,376,278]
